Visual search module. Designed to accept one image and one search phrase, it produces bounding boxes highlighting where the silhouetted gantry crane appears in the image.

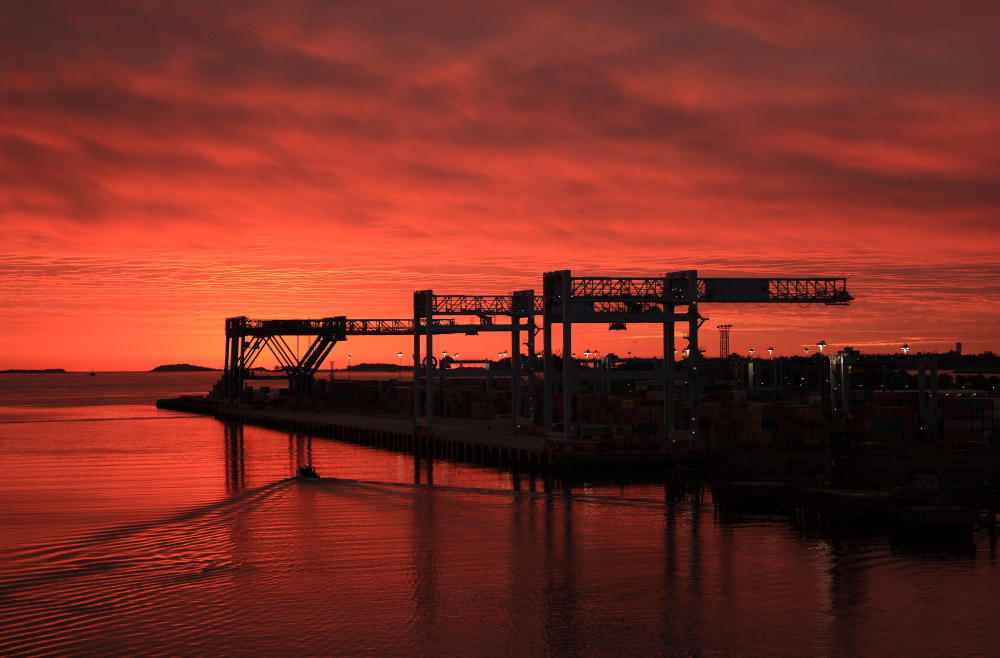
[223,316,456,400]
[223,269,851,444]
[541,270,851,442]
[413,289,540,425]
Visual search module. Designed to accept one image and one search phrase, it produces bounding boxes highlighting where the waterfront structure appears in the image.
[223,316,456,401]
[223,269,853,444]
[540,270,852,443]
[412,289,540,429]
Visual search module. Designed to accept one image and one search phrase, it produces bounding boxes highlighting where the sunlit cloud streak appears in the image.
[0,0,998,368]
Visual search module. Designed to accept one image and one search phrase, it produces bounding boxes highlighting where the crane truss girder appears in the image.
[415,291,543,317]
[568,277,679,302]
[700,278,852,305]
[345,318,456,335]
[546,272,852,307]
[228,316,464,338]
[227,316,348,339]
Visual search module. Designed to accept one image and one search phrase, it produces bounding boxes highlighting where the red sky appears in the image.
[2,0,998,370]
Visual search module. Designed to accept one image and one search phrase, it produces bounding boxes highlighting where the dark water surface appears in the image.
[1,373,997,657]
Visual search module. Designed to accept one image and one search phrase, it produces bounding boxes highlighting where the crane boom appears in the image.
[415,292,543,316]
[562,275,852,305]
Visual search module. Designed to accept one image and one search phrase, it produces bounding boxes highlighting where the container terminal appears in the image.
[158,268,1000,539]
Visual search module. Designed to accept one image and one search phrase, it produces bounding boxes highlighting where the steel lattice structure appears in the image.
[240,318,346,336]
[224,316,459,400]
[415,294,545,316]
[222,268,853,443]
[542,270,853,444]
[345,318,456,335]
[224,316,347,400]
[560,276,851,305]
[413,289,538,428]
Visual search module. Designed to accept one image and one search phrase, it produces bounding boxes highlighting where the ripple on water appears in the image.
[2,391,999,657]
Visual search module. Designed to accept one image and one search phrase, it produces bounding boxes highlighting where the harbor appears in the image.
[156,394,711,475]
[148,268,1000,545]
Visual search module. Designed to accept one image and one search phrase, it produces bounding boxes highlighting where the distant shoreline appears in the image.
[0,368,67,374]
[151,364,220,372]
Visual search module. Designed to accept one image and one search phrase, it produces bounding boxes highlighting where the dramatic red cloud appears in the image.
[1,0,998,369]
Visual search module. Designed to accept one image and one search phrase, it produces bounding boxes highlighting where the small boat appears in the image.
[298,464,319,479]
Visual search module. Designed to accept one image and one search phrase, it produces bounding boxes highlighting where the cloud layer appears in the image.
[2,1,998,367]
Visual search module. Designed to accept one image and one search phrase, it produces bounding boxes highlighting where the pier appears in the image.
[156,395,711,475]
[186,267,855,473]
[155,266,1000,538]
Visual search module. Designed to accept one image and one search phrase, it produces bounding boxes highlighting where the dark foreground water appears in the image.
[1,373,998,657]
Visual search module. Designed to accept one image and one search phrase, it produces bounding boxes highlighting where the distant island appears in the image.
[151,364,220,372]
[343,362,411,371]
[0,368,67,374]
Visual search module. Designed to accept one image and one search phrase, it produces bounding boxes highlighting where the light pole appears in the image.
[901,344,910,355]
[803,346,811,356]
[396,351,404,380]
[767,346,774,359]
[347,354,352,380]
[817,340,827,354]
[749,348,756,358]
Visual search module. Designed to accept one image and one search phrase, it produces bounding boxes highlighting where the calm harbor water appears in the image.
[1,372,998,657]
